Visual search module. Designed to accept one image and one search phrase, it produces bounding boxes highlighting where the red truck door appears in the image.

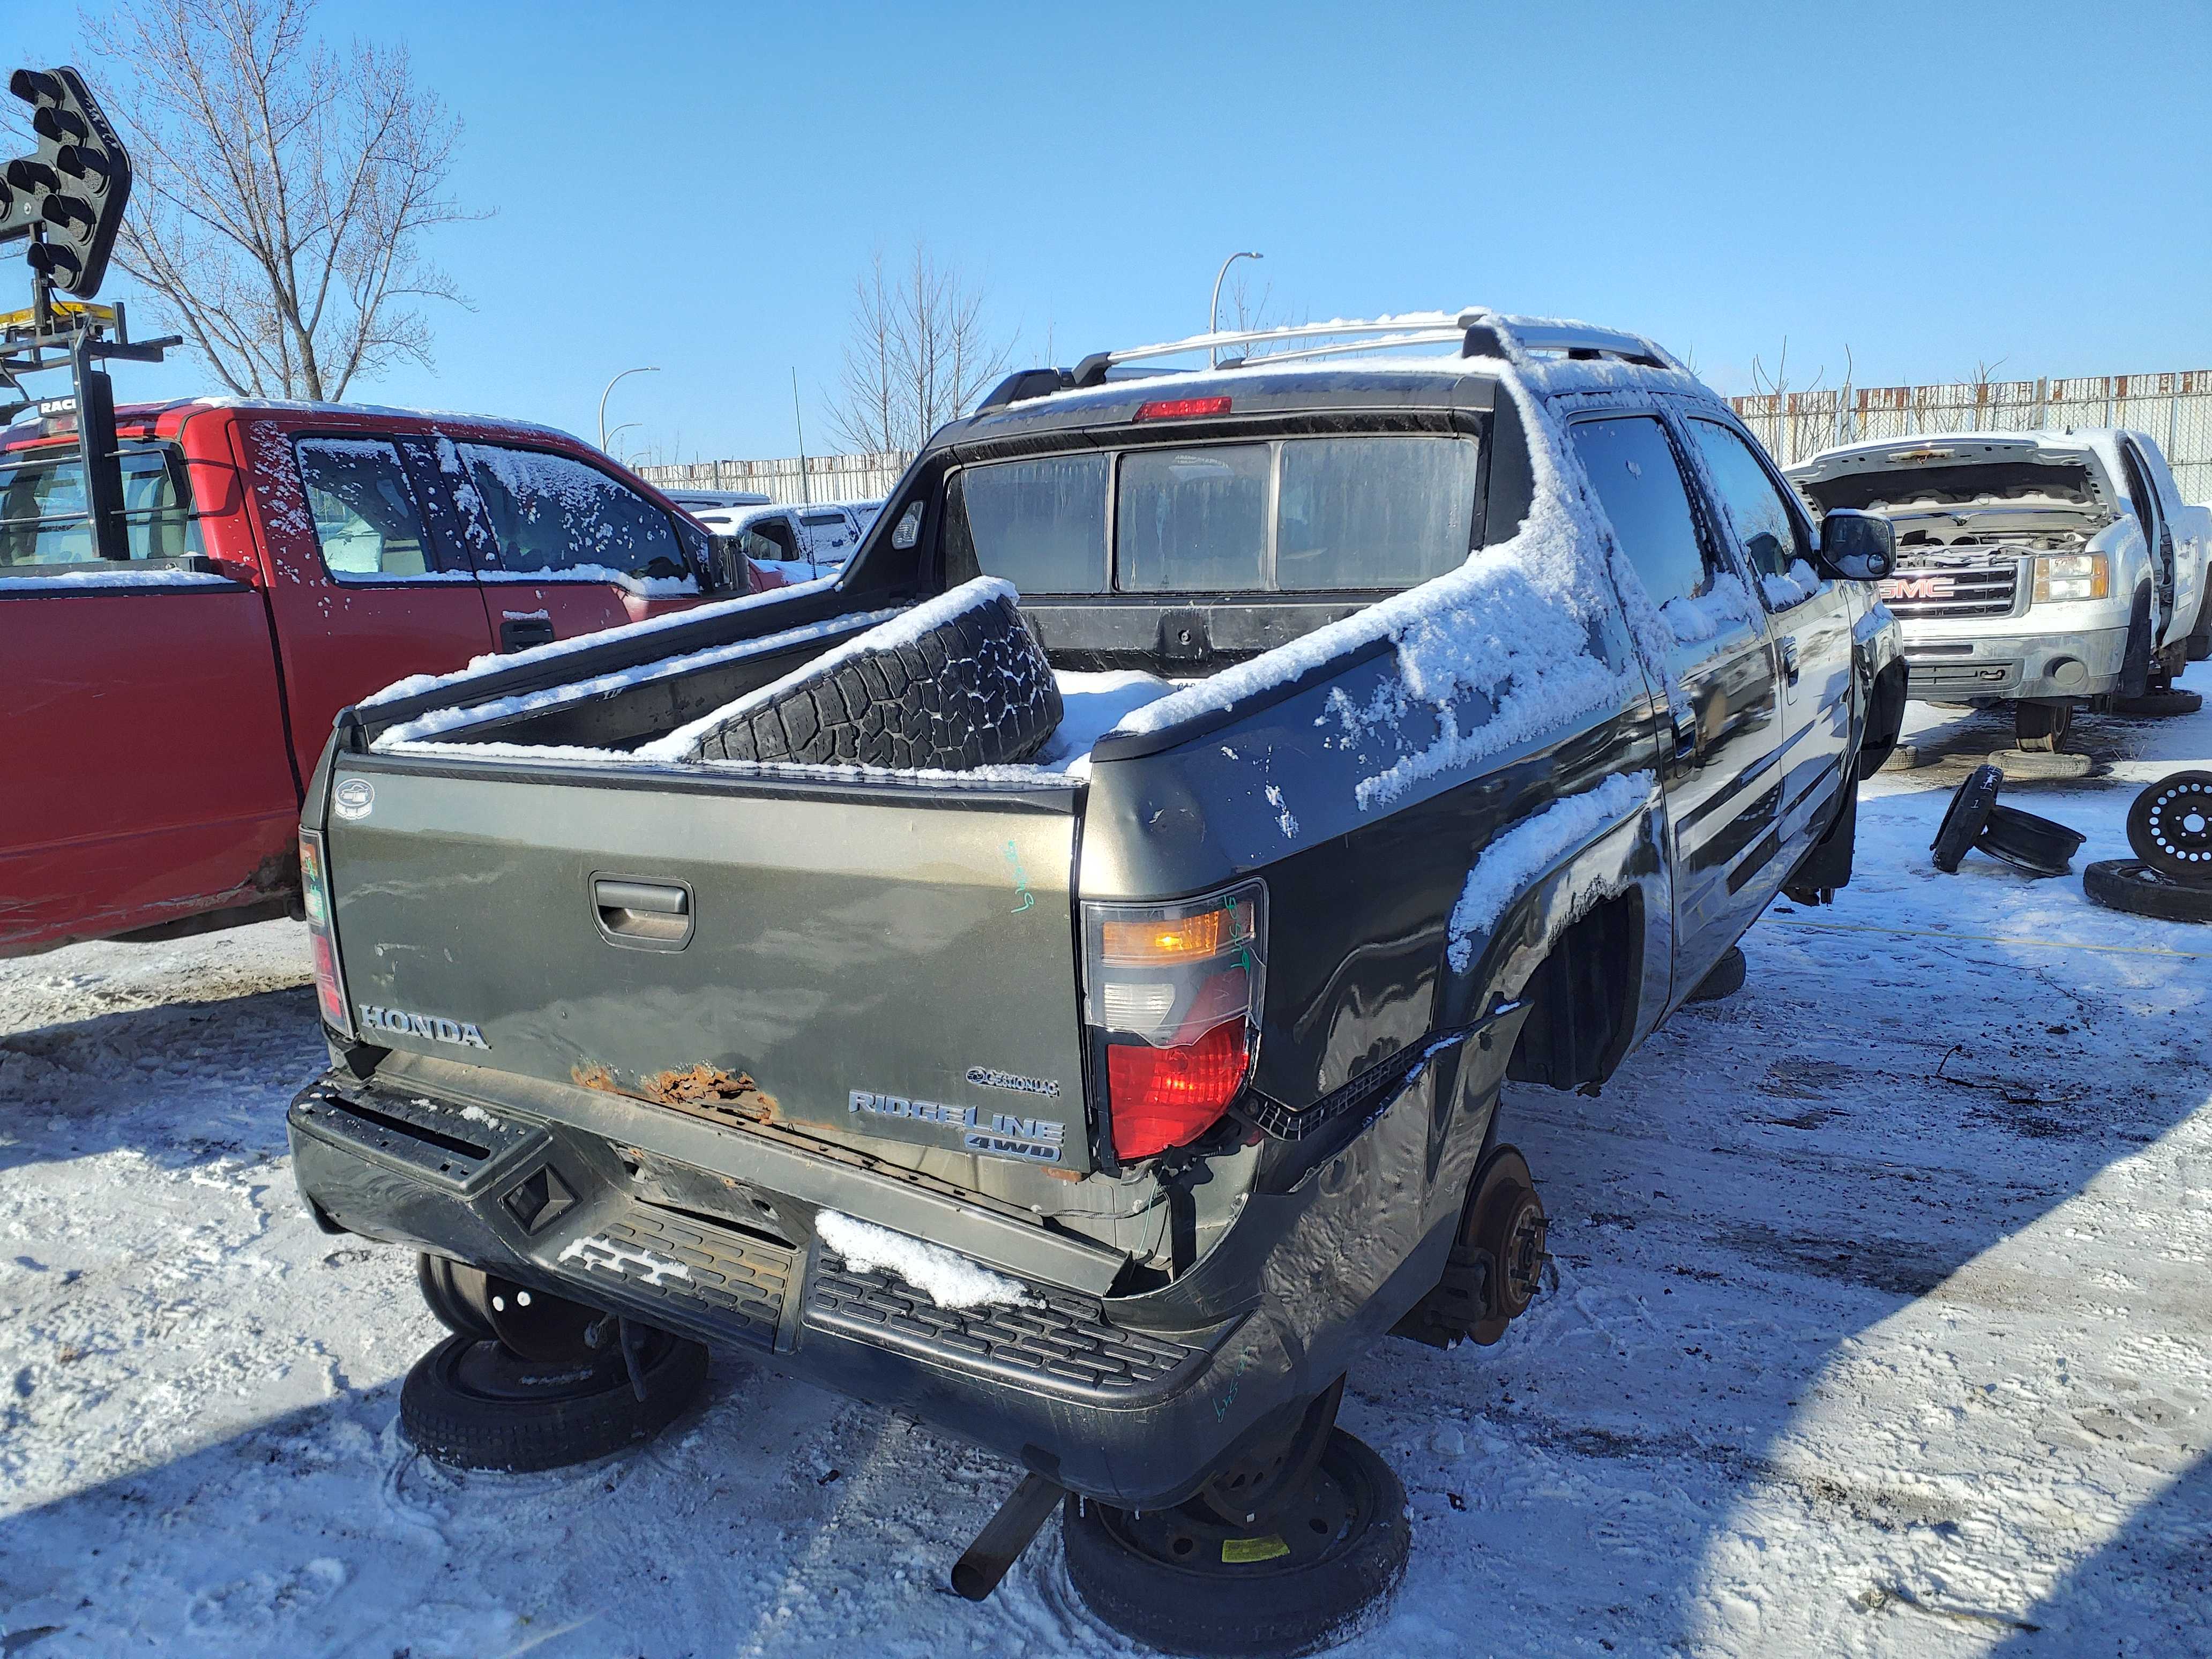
[232,415,500,760]
[0,433,298,953]
[443,436,713,644]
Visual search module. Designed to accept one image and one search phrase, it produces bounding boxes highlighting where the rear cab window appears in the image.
[0,443,203,573]
[942,434,1479,596]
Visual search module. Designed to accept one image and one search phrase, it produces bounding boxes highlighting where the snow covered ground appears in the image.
[4,692,2210,1657]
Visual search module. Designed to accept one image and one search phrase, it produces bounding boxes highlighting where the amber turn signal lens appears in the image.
[1101,910,1228,963]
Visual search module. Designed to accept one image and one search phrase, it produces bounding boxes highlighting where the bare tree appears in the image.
[829,243,1013,453]
[80,0,479,401]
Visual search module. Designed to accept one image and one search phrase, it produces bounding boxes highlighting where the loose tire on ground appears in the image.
[2113,688,2204,719]
[2013,699,2073,753]
[1931,765,2003,872]
[683,579,1063,771]
[1062,1429,1410,1658]
[399,1331,708,1472]
[2082,859,2212,924]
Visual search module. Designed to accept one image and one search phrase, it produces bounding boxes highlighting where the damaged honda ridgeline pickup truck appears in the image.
[288,311,1904,1582]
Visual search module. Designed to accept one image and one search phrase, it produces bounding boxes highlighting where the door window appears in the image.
[1570,416,1712,608]
[1686,419,1813,591]
[295,438,436,579]
[457,443,688,582]
[1116,444,1271,592]
[0,445,200,570]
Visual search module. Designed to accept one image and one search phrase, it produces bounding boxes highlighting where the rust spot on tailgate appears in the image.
[569,1060,781,1127]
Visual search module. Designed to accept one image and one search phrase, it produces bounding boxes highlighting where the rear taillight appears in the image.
[299,828,354,1040]
[1083,881,1265,1162]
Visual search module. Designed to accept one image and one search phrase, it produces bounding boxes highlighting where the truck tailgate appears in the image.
[325,758,1093,1174]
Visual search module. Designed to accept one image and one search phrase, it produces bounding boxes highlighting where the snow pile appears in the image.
[1759,559,1822,610]
[636,577,1023,763]
[1109,371,1682,812]
[813,1211,1034,1311]
[1446,772,1654,971]
[0,566,236,592]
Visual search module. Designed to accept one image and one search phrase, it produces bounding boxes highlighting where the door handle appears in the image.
[593,878,692,947]
[1671,711,1702,766]
[1780,637,1801,686]
[500,616,556,652]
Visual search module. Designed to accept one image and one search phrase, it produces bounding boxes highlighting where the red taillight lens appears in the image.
[1133,396,1231,422]
[311,930,348,1027]
[300,828,355,1040]
[1108,1018,1250,1160]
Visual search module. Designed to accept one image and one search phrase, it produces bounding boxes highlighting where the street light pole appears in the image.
[1209,251,1264,366]
[597,365,661,451]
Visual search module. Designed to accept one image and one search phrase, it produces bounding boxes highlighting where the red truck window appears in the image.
[455,442,689,585]
[0,444,200,570]
[294,437,448,581]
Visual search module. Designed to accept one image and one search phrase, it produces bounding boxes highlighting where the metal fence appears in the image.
[638,450,914,506]
[1730,370,2212,503]
[646,367,2212,510]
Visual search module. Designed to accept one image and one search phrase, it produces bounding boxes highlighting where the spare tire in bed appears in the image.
[683,578,1064,770]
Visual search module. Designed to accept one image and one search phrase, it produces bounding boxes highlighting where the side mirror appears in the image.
[1819,509,1896,581]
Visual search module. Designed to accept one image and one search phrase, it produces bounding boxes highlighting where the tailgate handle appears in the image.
[593,878,692,947]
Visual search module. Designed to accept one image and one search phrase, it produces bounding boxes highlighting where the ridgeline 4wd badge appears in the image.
[848,1089,1066,1163]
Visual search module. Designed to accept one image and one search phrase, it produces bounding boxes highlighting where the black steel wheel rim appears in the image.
[1091,1437,1383,1581]
[2128,772,2212,883]
[444,1336,637,1404]
[1977,803,2087,877]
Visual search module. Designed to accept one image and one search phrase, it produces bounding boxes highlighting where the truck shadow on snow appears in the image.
[0,983,322,1177]
[1353,908,2212,1652]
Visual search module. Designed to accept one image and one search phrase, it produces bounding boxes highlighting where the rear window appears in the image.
[0,444,201,572]
[944,435,1479,596]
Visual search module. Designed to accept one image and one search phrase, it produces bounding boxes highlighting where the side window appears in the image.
[457,443,688,582]
[294,438,432,579]
[1686,419,1813,589]
[1116,444,1269,592]
[743,519,799,564]
[943,455,1109,594]
[1570,416,1712,609]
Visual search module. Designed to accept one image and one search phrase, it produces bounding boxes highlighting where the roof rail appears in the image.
[1062,309,1679,389]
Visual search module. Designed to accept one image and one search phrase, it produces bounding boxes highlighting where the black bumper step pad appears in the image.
[289,1079,542,1190]
[804,1261,1206,1401]
[555,1210,796,1353]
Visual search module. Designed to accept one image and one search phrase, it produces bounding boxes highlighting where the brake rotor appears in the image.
[2127,772,2212,885]
[1466,1147,1548,1346]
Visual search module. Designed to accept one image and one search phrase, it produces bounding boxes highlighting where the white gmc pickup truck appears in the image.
[1787,429,2210,750]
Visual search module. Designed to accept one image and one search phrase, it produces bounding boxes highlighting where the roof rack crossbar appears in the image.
[1061,309,1678,390]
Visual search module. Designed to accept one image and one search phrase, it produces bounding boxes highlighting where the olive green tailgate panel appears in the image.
[327,764,1093,1175]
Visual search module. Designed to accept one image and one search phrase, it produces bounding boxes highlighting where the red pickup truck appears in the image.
[1,397,737,956]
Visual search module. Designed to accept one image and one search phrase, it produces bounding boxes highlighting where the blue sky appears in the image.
[16,1,2212,462]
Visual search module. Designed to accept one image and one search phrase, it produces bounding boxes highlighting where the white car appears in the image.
[704,500,883,586]
[1787,429,2211,747]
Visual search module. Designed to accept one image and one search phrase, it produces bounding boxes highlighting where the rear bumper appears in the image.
[1899,620,2129,702]
[288,1068,1442,1508]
